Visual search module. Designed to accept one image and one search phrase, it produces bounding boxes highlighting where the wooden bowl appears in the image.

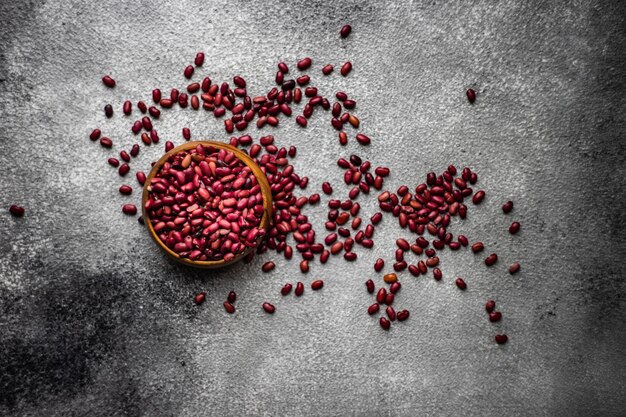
[142,141,272,268]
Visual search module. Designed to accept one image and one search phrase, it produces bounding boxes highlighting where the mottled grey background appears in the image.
[1,0,625,416]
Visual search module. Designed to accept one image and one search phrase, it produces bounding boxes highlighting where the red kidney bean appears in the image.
[455,278,467,290]
[184,65,194,78]
[368,303,380,315]
[376,288,386,303]
[89,129,101,141]
[372,258,384,272]
[311,280,324,290]
[485,253,498,266]
[386,306,396,321]
[297,57,312,70]
[119,185,132,195]
[122,100,132,115]
[322,64,334,75]
[471,242,484,253]
[508,262,521,274]
[408,265,419,276]
[295,282,304,297]
[384,293,394,305]
[104,104,113,118]
[502,200,514,213]
[340,24,352,38]
[108,157,119,167]
[102,75,116,87]
[495,334,508,344]
[389,282,401,294]
[340,61,352,76]
[9,205,25,217]
[485,300,496,313]
[262,302,275,314]
[396,238,409,251]
[122,204,137,215]
[489,311,502,322]
[227,291,237,303]
[278,62,289,73]
[194,52,205,66]
[366,279,375,293]
[472,190,485,204]
[397,310,410,321]
[136,171,146,186]
[281,283,293,296]
[262,261,276,272]
[300,260,309,273]
[194,292,206,305]
[223,301,236,314]
[379,317,390,330]
[355,134,370,145]
[433,268,442,281]
[509,221,520,234]
[466,88,476,103]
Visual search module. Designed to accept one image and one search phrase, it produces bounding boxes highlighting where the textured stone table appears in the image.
[1,1,625,415]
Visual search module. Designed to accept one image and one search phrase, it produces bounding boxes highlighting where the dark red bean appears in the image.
[89,129,101,141]
[495,334,508,344]
[397,310,410,321]
[322,64,334,75]
[227,291,237,303]
[130,144,140,158]
[195,52,205,66]
[119,185,132,195]
[297,57,312,70]
[108,157,119,167]
[152,89,161,103]
[344,251,357,261]
[489,311,502,322]
[300,260,309,273]
[340,61,352,76]
[9,205,25,217]
[471,242,484,253]
[278,62,289,73]
[376,288,387,304]
[102,75,116,88]
[368,303,380,315]
[386,306,396,321]
[433,268,442,281]
[165,141,174,152]
[485,253,498,266]
[118,163,130,176]
[379,317,390,330]
[295,282,304,297]
[104,104,113,118]
[311,280,324,290]
[366,279,375,294]
[509,221,520,234]
[135,171,146,185]
[262,302,275,314]
[502,200,514,213]
[122,204,137,215]
[184,65,194,79]
[384,293,394,305]
[296,115,307,127]
[508,262,521,274]
[343,99,356,109]
[389,282,401,294]
[340,24,352,38]
[466,88,476,103]
[262,261,275,272]
[281,283,293,296]
[123,100,132,115]
[194,292,206,305]
[218,300,236,315]
[485,300,496,313]
[455,278,467,290]
[182,127,191,140]
[396,238,410,251]
[355,134,370,145]
[408,265,420,276]
[472,190,485,204]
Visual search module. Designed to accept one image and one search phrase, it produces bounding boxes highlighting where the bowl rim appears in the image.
[141,140,273,269]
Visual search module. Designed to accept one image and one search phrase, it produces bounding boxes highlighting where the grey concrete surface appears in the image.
[1,0,625,416]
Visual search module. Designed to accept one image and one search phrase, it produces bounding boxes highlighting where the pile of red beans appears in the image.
[144,145,266,262]
[74,24,523,344]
